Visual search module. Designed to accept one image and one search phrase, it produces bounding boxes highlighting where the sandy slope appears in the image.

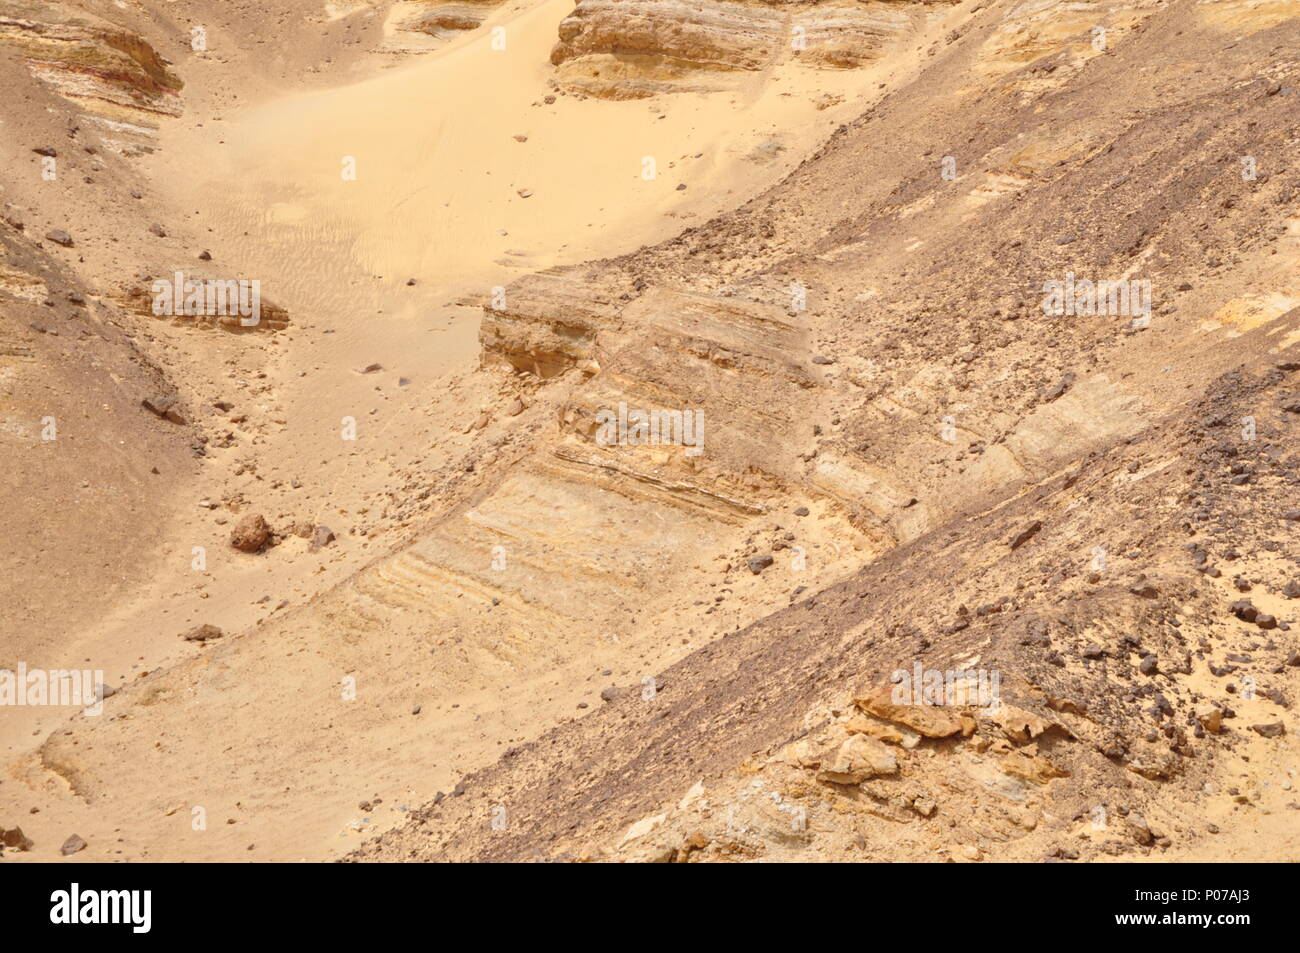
[143,0,891,555]
[163,0,885,294]
[0,0,929,862]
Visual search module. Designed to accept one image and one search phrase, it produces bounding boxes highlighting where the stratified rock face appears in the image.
[478,273,619,378]
[117,280,291,334]
[381,0,509,52]
[0,0,183,152]
[549,0,950,97]
[407,1,498,34]
[552,0,790,73]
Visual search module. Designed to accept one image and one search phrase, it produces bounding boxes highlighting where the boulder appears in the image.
[311,525,336,550]
[817,735,898,784]
[181,624,223,642]
[230,513,272,553]
[1194,704,1223,733]
[855,687,971,738]
[1009,520,1042,550]
[0,827,34,851]
[141,394,186,425]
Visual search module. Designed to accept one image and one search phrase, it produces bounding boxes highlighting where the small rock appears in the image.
[1040,372,1075,402]
[181,624,223,642]
[747,554,774,574]
[141,394,185,424]
[45,229,74,247]
[818,735,898,783]
[1195,704,1223,733]
[1127,815,1154,846]
[912,798,937,818]
[60,834,87,856]
[1230,600,1259,623]
[0,827,34,851]
[230,513,272,553]
[1009,520,1043,550]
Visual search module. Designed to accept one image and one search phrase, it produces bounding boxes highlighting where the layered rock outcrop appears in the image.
[0,0,183,148]
[549,0,953,97]
[380,0,510,51]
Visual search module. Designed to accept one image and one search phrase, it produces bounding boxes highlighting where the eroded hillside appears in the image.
[354,0,1300,862]
[2,0,1297,863]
